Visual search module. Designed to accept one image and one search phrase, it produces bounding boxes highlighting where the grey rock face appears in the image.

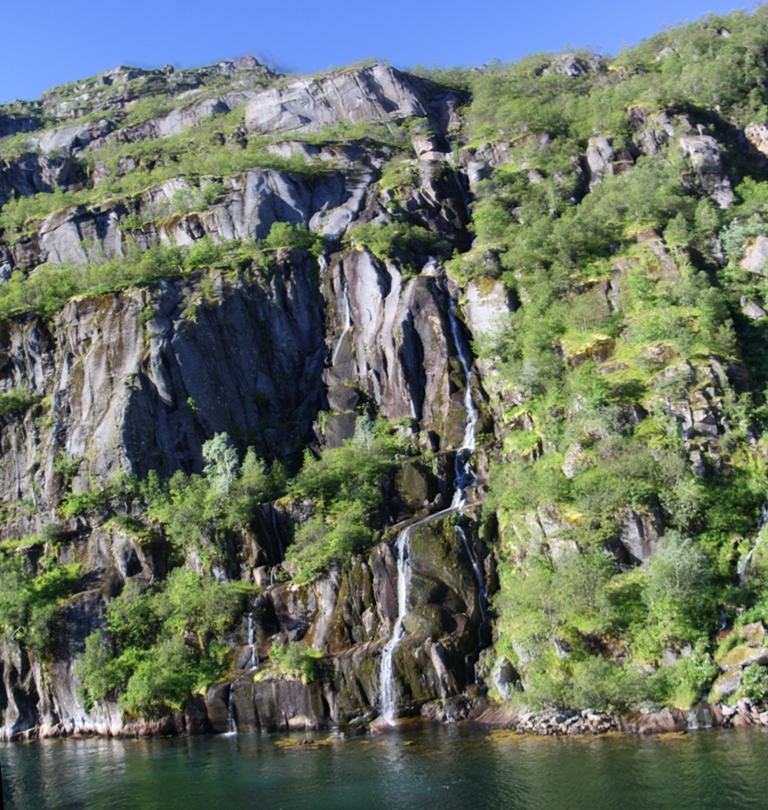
[245,64,450,136]
[8,163,379,273]
[744,124,768,162]
[679,134,734,208]
[618,505,663,563]
[0,152,84,208]
[3,505,486,737]
[0,578,124,740]
[222,514,484,731]
[0,113,41,138]
[0,256,326,538]
[740,235,768,275]
[30,118,116,156]
[741,297,768,320]
[0,55,489,740]
[629,108,675,156]
[462,279,513,337]
[586,135,615,188]
[91,91,257,149]
[586,134,635,188]
[322,251,475,449]
[39,59,274,124]
[546,52,604,77]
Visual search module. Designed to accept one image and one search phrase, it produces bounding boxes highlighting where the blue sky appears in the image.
[0,0,753,105]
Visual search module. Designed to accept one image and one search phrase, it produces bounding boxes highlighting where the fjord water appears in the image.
[3,726,768,809]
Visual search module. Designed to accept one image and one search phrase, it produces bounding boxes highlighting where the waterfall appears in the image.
[377,286,489,722]
[448,298,478,515]
[686,706,712,731]
[448,297,489,654]
[248,613,256,671]
[379,525,415,724]
[456,524,489,648]
[226,685,237,735]
[448,298,478,461]
[271,507,283,564]
[331,274,352,367]
[739,501,768,586]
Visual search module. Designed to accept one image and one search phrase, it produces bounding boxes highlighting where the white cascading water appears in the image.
[448,298,489,649]
[331,274,352,367]
[449,299,478,462]
[686,706,712,730]
[379,525,415,723]
[378,287,488,723]
[226,686,237,734]
[248,612,256,670]
[739,501,768,586]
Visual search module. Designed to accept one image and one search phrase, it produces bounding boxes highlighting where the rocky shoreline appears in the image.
[8,693,768,743]
[468,697,768,736]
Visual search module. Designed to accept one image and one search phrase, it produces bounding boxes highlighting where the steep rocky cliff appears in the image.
[4,7,768,741]
[0,56,504,739]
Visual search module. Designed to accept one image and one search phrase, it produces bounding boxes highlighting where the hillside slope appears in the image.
[2,9,768,739]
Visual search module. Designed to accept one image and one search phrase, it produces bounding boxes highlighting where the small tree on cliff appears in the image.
[203,432,239,495]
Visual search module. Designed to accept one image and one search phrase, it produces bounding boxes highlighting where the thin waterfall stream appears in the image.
[247,612,256,671]
[225,686,237,735]
[378,287,489,723]
[331,274,352,367]
[448,297,490,653]
[379,525,415,723]
[739,501,768,586]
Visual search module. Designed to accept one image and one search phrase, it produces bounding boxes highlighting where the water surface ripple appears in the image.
[2,725,767,809]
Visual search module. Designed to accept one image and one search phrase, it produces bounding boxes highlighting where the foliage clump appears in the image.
[285,417,403,581]
[77,571,242,716]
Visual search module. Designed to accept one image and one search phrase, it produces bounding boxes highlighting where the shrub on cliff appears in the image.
[0,553,80,654]
[77,571,241,717]
[285,418,402,580]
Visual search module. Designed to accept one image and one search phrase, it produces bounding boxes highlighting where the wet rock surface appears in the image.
[2,42,767,745]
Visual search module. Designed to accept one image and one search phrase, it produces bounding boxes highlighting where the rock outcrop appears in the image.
[0,28,764,742]
[0,56,493,740]
[0,254,327,537]
[244,64,459,137]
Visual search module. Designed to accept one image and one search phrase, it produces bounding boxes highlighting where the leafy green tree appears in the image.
[552,551,614,634]
[643,532,714,644]
[78,571,240,716]
[202,432,240,495]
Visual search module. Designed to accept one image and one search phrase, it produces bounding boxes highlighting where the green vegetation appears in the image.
[0,389,42,418]
[285,417,404,581]
[142,434,287,567]
[466,8,768,149]
[77,571,242,716]
[8,7,768,722]
[266,640,323,683]
[468,8,768,711]
[0,550,80,653]
[345,221,448,272]
[0,103,422,241]
[0,224,322,323]
[73,421,403,713]
[75,431,287,714]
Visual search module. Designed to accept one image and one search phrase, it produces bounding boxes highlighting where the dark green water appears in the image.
[2,724,767,810]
